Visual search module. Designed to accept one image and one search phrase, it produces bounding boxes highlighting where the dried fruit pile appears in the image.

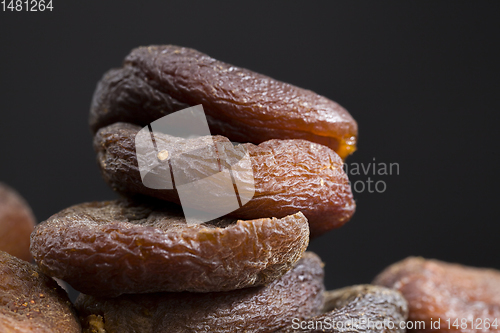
[32,45,390,332]
[0,44,493,332]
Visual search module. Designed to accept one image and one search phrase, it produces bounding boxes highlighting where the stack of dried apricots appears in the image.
[0,46,499,333]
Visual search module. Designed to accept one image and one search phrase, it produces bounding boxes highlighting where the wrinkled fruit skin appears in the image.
[0,251,81,333]
[75,252,324,333]
[30,199,309,297]
[89,45,358,159]
[0,183,36,262]
[373,257,500,333]
[94,123,355,238]
[277,284,408,333]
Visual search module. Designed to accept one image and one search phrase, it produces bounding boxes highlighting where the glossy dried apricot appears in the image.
[94,122,355,237]
[75,252,324,333]
[89,45,358,159]
[0,251,81,333]
[277,285,408,333]
[373,257,500,333]
[30,199,309,297]
[0,182,36,262]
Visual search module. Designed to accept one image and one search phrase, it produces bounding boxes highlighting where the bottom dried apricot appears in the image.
[30,199,309,297]
[0,251,81,333]
[373,257,500,333]
[75,252,324,333]
[277,285,408,333]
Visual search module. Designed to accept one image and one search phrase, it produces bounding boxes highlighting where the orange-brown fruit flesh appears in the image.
[276,284,408,333]
[373,257,500,333]
[0,183,36,262]
[89,45,358,159]
[94,123,355,238]
[30,199,309,297]
[0,251,81,333]
[75,252,324,333]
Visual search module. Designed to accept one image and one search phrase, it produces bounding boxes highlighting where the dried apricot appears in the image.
[0,251,81,333]
[75,252,324,333]
[277,285,408,332]
[0,182,36,262]
[94,122,355,237]
[373,257,500,333]
[30,198,309,297]
[89,45,358,159]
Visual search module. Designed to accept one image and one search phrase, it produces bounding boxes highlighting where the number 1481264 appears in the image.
[2,0,53,11]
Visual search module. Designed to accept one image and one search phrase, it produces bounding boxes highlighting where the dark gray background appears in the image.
[1,1,499,300]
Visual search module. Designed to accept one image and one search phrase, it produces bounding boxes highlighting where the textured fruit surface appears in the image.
[89,45,358,159]
[75,252,324,333]
[0,251,81,333]
[0,183,36,262]
[94,122,355,237]
[373,257,500,333]
[277,284,408,333]
[30,199,309,297]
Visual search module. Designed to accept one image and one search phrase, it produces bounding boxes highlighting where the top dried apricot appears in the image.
[90,45,357,159]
